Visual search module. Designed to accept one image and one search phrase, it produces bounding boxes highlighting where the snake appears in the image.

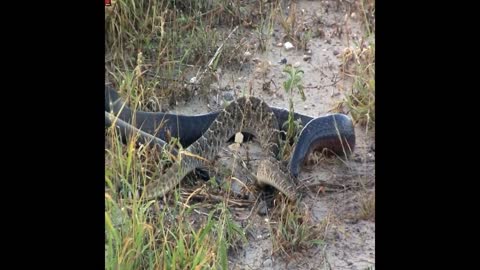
[105,85,356,200]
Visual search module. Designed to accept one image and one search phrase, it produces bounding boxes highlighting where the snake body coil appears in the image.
[105,85,355,200]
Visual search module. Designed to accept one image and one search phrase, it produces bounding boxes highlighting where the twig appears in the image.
[193,26,239,84]
[180,190,254,207]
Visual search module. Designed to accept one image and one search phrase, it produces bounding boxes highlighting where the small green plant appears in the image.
[280,65,306,159]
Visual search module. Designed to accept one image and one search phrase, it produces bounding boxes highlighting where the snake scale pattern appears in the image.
[142,96,298,201]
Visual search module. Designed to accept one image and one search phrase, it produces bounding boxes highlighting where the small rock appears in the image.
[263,259,272,267]
[275,42,283,47]
[351,12,356,18]
[189,77,197,84]
[333,50,339,56]
[305,49,313,55]
[303,55,311,61]
[234,132,244,143]
[284,42,294,51]
[293,61,301,68]
[304,105,308,110]
[243,51,252,58]
[279,58,287,64]
[223,92,234,101]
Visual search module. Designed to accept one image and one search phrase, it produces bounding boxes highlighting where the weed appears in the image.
[106,0,281,112]
[339,36,375,129]
[105,124,247,269]
[337,0,375,129]
[358,191,375,221]
[268,198,327,258]
[280,64,306,159]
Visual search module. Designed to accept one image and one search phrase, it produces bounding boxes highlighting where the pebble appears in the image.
[284,42,294,50]
[333,50,339,56]
[263,259,272,267]
[223,92,234,101]
[234,132,244,143]
[303,55,312,61]
[275,42,283,47]
[293,61,301,68]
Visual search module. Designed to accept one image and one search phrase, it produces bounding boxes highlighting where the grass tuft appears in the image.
[268,198,327,258]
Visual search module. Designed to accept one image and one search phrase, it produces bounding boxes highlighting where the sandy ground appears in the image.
[160,1,374,269]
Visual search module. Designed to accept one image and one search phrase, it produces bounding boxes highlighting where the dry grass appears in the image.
[105,125,249,269]
[105,0,375,268]
[267,197,328,258]
[340,39,375,128]
[339,0,375,129]
[105,0,282,111]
